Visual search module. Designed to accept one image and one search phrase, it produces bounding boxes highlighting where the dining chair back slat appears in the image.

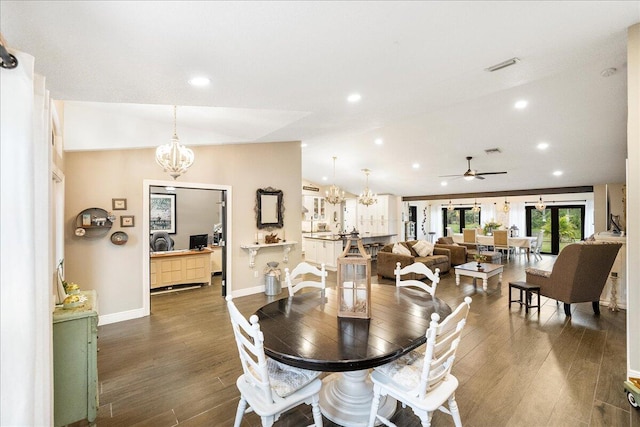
[285,262,327,297]
[394,262,439,296]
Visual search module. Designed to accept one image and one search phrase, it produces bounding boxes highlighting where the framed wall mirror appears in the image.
[256,187,284,229]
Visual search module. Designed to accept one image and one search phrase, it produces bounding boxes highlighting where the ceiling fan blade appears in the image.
[476,171,508,176]
[475,175,485,180]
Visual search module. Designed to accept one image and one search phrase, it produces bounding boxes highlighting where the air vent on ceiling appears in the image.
[485,57,520,72]
[485,148,502,155]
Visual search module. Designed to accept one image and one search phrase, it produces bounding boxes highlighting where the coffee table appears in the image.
[455,261,503,291]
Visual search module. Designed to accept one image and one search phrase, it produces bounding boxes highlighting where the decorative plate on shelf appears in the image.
[110,231,128,245]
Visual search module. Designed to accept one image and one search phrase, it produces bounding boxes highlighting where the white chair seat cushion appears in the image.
[374,350,445,390]
[267,358,321,397]
[413,240,435,257]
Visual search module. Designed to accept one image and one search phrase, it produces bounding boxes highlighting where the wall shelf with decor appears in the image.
[74,207,114,238]
[240,241,297,267]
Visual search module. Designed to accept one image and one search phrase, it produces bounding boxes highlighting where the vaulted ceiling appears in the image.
[2,1,638,197]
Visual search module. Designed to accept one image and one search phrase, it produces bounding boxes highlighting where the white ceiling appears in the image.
[2,1,639,197]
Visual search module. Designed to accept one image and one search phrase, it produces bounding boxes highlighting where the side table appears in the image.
[509,281,540,313]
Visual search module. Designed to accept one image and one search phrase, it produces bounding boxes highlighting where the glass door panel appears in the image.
[445,209,461,233]
[527,205,584,255]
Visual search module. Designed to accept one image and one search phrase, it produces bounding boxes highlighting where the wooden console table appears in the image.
[150,248,212,289]
[53,290,98,426]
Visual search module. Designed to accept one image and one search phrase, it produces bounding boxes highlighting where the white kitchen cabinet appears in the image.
[354,195,398,235]
[303,237,341,270]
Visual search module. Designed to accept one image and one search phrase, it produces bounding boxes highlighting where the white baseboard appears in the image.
[231,285,266,298]
[98,307,146,326]
[628,368,640,380]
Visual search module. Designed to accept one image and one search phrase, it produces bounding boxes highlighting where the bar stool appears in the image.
[371,243,380,260]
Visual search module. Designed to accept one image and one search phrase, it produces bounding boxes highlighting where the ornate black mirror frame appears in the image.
[256,187,284,229]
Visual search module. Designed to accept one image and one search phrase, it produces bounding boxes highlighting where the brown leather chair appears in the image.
[524,242,621,316]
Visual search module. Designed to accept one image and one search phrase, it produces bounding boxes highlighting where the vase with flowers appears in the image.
[472,253,485,269]
[482,219,502,236]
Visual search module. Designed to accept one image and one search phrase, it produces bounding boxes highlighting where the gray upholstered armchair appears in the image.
[525,242,621,316]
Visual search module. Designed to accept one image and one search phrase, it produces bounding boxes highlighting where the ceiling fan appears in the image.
[440,156,507,181]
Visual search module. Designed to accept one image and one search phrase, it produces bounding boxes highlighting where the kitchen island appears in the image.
[303,233,397,270]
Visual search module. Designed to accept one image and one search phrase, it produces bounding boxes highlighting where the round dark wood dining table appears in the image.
[254,283,452,427]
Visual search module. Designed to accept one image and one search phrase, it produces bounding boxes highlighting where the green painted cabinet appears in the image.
[53,291,98,426]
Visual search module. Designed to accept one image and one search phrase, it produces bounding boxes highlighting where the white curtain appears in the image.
[1,50,53,426]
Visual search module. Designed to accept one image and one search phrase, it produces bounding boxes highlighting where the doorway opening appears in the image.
[142,180,232,317]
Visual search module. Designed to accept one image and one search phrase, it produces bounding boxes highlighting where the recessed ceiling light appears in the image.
[412,163,420,169]
[347,93,361,103]
[553,170,563,176]
[322,176,328,181]
[188,77,211,87]
[441,181,448,186]
[301,143,307,148]
[374,138,383,145]
[514,100,528,109]
[537,142,549,150]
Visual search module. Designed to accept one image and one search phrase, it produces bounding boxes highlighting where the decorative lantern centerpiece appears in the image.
[337,236,372,318]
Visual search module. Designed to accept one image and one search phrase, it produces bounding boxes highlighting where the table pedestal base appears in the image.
[320,370,396,426]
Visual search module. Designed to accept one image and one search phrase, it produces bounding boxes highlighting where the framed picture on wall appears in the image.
[150,193,177,234]
[112,198,127,210]
[120,215,135,227]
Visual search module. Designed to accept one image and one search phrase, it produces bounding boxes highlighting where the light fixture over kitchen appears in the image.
[502,198,510,213]
[325,156,346,205]
[358,169,377,206]
[155,106,194,180]
[535,196,546,211]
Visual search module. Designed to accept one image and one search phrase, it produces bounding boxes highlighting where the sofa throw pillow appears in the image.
[392,242,412,256]
[413,240,434,257]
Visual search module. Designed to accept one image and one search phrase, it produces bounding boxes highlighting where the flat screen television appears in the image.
[189,234,208,250]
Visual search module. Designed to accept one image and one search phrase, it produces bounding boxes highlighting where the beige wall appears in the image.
[65,142,302,320]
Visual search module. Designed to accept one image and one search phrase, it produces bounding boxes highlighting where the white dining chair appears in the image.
[530,230,544,260]
[285,262,327,297]
[226,296,324,427]
[367,297,472,427]
[394,262,440,297]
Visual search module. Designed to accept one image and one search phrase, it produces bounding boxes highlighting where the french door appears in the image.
[442,207,481,234]
[525,205,585,255]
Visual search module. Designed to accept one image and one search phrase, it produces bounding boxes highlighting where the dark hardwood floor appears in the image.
[91,255,639,426]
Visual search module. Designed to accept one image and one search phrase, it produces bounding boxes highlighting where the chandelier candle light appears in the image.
[155,105,195,179]
[358,168,377,206]
[325,156,346,205]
